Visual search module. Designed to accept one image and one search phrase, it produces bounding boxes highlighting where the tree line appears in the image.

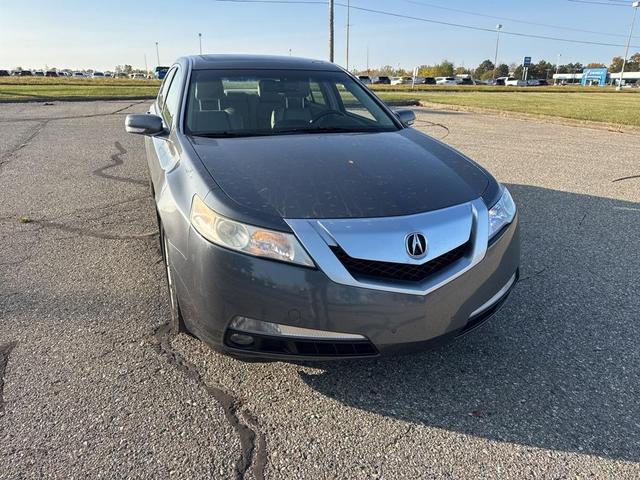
[356,53,640,80]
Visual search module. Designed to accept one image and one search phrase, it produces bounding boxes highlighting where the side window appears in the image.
[161,67,184,128]
[157,67,177,109]
[309,82,326,105]
[336,83,376,121]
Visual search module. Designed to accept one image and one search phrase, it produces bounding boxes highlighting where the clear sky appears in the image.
[1,0,639,71]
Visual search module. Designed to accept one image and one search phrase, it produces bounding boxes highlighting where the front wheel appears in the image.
[160,225,188,334]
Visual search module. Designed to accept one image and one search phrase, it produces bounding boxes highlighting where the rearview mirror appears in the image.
[125,114,165,136]
[394,109,416,126]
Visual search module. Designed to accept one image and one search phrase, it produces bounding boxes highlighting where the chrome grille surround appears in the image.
[286,198,489,296]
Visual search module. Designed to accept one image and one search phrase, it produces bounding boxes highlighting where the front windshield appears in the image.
[184,69,399,137]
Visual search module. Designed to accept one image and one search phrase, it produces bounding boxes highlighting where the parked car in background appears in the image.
[124,54,519,361]
[130,73,147,80]
[92,71,105,78]
[421,77,436,85]
[0,69,10,76]
[456,77,476,85]
[505,77,526,87]
[104,72,113,78]
[17,70,33,76]
[357,75,372,84]
[73,72,86,78]
[34,70,45,77]
[527,79,548,86]
[45,70,58,77]
[435,77,457,85]
[154,66,170,80]
[372,76,391,85]
[493,77,508,86]
[390,77,402,85]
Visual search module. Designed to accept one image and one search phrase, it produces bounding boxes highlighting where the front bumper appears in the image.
[173,216,520,361]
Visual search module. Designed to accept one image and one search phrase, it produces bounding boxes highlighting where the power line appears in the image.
[401,0,638,39]
[213,0,640,48]
[567,0,633,6]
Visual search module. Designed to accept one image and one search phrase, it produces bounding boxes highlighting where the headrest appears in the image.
[195,79,224,100]
[279,80,310,98]
[258,79,278,95]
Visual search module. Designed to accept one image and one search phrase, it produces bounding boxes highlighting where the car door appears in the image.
[145,66,178,192]
[145,64,192,259]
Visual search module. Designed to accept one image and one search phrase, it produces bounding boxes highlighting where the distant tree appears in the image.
[480,70,495,81]
[454,66,469,75]
[610,53,640,73]
[496,64,510,77]
[474,59,494,77]
[417,60,454,77]
[610,56,624,73]
[534,60,554,79]
[585,62,605,68]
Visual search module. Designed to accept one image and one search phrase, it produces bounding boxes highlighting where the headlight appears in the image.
[488,187,516,238]
[190,195,314,267]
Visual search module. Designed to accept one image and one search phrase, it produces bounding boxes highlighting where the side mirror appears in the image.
[125,114,165,136]
[394,109,416,126]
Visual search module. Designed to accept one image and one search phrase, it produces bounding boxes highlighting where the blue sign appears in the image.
[523,56,532,67]
[581,68,608,87]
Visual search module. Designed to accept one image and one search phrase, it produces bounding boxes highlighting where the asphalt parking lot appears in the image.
[1,100,639,479]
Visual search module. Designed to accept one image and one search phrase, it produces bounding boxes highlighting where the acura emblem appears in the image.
[406,232,428,258]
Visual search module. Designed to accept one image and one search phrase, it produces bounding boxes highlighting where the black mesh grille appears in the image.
[225,330,378,357]
[330,241,470,283]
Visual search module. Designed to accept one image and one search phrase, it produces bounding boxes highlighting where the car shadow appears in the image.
[298,183,640,462]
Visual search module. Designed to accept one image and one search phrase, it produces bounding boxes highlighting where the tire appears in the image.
[160,224,188,334]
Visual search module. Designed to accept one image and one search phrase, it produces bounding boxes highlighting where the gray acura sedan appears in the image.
[125,55,519,360]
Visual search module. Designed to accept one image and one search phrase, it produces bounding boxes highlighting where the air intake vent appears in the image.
[330,241,470,283]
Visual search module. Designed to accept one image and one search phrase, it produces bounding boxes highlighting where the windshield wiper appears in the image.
[191,131,275,138]
[273,127,383,135]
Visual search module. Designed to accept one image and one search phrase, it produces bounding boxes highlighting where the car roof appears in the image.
[182,54,343,71]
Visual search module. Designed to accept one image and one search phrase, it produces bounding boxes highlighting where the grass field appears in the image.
[0,77,160,102]
[2,77,639,127]
[375,90,640,127]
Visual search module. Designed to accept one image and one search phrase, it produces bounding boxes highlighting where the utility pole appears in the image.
[367,45,369,75]
[199,33,202,55]
[366,45,369,74]
[492,24,502,81]
[144,54,148,77]
[155,42,160,66]
[345,0,350,71]
[618,1,640,90]
[329,0,334,62]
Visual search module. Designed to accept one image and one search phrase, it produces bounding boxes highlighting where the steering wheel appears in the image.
[310,110,346,124]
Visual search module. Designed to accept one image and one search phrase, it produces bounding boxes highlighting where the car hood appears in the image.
[190,129,489,220]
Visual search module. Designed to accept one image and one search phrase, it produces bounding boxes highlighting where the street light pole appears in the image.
[329,0,335,62]
[618,1,640,90]
[155,42,160,66]
[492,24,502,81]
[345,0,350,71]
[199,33,202,55]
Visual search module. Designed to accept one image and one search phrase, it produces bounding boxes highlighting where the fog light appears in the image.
[229,333,255,347]
[229,316,366,340]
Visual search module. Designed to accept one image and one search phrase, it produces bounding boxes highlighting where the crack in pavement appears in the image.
[93,141,147,187]
[0,342,17,415]
[25,219,158,241]
[0,100,147,124]
[0,120,48,168]
[151,323,267,480]
[612,174,640,183]
[414,119,451,139]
